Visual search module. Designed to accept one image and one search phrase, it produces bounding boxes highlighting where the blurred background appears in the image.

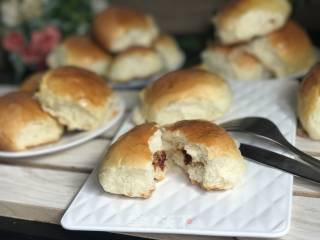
[1,0,320,82]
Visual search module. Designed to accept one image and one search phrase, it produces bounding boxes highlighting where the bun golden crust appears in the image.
[214,0,291,44]
[98,123,164,198]
[165,120,241,159]
[92,7,158,52]
[145,69,226,108]
[268,21,315,72]
[21,71,45,93]
[36,66,114,131]
[246,21,316,77]
[152,34,185,71]
[0,92,63,151]
[108,46,163,82]
[135,69,232,124]
[298,63,320,139]
[47,36,111,76]
[64,36,111,64]
[102,123,158,168]
[42,66,112,108]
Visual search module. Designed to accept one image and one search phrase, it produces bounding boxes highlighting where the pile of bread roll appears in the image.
[201,0,317,81]
[47,6,185,83]
[98,67,247,198]
[0,66,116,151]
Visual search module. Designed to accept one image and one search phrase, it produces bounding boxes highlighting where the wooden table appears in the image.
[0,90,319,240]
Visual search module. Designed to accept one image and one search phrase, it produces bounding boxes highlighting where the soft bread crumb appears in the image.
[98,124,167,198]
[162,120,245,190]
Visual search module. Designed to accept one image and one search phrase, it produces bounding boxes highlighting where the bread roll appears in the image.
[108,46,163,82]
[162,120,245,190]
[298,63,320,140]
[0,92,63,151]
[201,43,272,81]
[214,0,291,44]
[99,123,166,198]
[35,66,114,131]
[133,69,232,125]
[21,71,45,93]
[92,7,159,53]
[245,21,316,77]
[152,34,185,71]
[47,36,111,76]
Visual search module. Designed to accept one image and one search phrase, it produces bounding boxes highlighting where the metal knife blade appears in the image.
[240,144,320,184]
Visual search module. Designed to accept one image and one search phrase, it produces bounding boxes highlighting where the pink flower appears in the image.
[2,32,25,53]
[20,43,43,65]
[31,25,61,54]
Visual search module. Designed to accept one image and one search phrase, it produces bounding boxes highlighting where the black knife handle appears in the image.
[240,144,320,184]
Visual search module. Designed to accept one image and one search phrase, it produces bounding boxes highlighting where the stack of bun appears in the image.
[47,6,185,83]
[0,66,116,152]
[201,0,316,81]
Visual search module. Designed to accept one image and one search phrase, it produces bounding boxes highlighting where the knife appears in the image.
[240,144,320,184]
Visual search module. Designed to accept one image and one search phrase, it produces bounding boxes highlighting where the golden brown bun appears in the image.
[99,123,165,198]
[134,69,232,125]
[214,0,291,44]
[103,123,158,168]
[298,63,320,140]
[92,6,159,53]
[246,21,316,77]
[162,120,245,190]
[201,43,272,80]
[20,71,45,93]
[108,46,163,82]
[152,34,185,71]
[41,66,112,108]
[165,120,241,159]
[36,66,114,131]
[0,92,63,151]
[47,36,111,76]
[64,36,109,62]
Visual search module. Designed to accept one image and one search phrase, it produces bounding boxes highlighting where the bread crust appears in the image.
[92,7,158,52]
[165,120,242,160]
[40,66,112,109]
[138,69,232,123]
[101,123,158,169]
[64,36,111,64]
[267,21,316,72]
[20,71,45,93]
[0,92,62,151]
[214,0,291,43]
[298,63,320,139]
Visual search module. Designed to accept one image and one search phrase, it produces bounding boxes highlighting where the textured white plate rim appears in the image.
[0,96,125,158]
[61,174,292,238]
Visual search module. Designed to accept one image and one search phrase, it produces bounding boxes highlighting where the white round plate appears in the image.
[0,97,125,158]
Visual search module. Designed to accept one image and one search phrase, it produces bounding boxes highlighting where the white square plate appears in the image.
[61,80,297,238]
